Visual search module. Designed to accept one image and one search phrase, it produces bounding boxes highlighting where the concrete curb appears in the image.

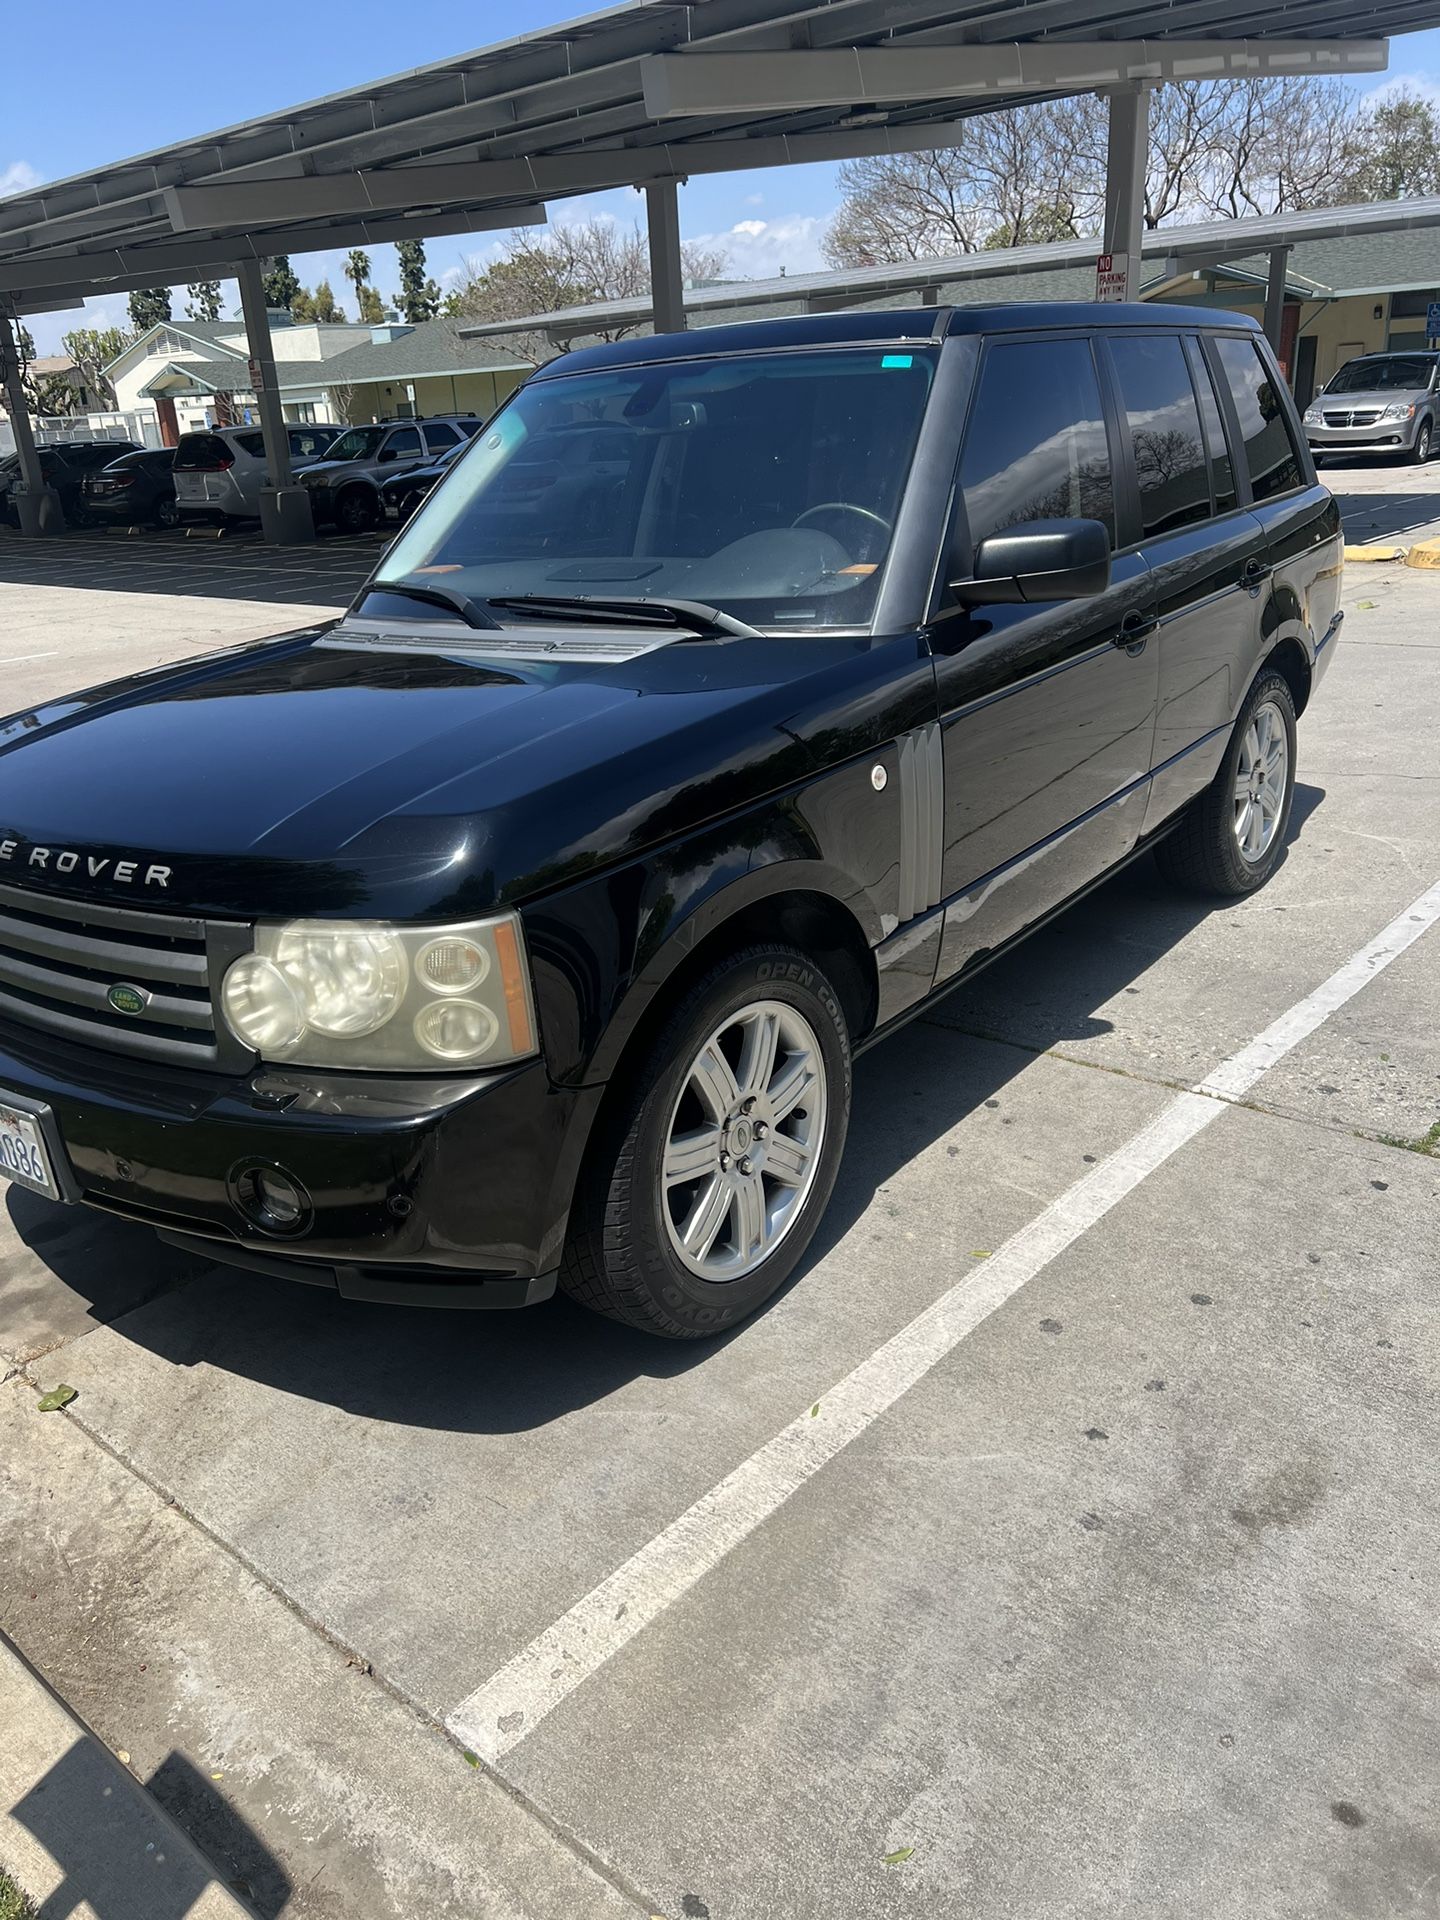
[1343,542,1409,562]
[1404,539,1440,568]
[0,1632,258,1920]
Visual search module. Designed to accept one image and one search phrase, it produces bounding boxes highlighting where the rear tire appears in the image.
[1155,669,1297,897]
[560,945,852,1338]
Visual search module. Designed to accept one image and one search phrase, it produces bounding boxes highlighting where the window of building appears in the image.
[959,337,1115,550]
[1212,336,1303,502]
[1106,335,1210,538]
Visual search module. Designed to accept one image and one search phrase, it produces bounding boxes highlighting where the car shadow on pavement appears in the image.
[1330,479,1440,543]
[6,795,1324,1437]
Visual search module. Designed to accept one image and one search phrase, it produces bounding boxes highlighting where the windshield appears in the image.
[1327,356,1436,393]
[322,426,387,461]
[376,346,937,629]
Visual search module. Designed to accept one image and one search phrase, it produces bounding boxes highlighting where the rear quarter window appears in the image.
[172,434,233,470]
[1212,336,1303,502]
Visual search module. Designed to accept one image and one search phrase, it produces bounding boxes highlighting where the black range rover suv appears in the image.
[0,306,1341,1338]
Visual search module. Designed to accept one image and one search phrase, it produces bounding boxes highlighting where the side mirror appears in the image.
[954,517,1111,606]
[377,447,400,464]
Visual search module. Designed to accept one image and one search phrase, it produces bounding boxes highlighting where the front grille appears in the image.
[1323,408,1383,427]
[0,879,246,1067]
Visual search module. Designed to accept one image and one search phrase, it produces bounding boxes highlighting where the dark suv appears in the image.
[0,307,1340,1338]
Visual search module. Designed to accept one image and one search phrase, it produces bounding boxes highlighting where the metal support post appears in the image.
[1264,244,1292,355]
[0,307,63,535]
[1101,86,1150,303]
[645,180,686,335]
[235,258,313,544]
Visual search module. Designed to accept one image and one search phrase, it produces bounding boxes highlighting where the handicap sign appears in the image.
[1427,301,1440,340]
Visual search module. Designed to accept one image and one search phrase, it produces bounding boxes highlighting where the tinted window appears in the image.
[384,427,423,458]
[1327,355,1437,393]
[960,337,1114,549]
[422,423,460,452]
[1213,336,1302,502]
[172,434,231,471]
[288,426,336,458]
[234,430,266,458]
[456,418,483,438]
[1187,338,1237,515]
[1108,335,1209,538]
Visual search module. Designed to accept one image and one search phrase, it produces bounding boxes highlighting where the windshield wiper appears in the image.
[485,593,762,640]
[363,581,501,630]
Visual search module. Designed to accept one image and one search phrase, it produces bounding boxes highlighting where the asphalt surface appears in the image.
[0,462,1437,1919]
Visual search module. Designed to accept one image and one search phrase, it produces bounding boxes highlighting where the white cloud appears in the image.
[1358,73,1440,109]
[0,159,42,198]
[692,212,834,281]
[744,193,765,207]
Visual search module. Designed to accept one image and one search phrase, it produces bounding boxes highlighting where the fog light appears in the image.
[230,1162,313,1237]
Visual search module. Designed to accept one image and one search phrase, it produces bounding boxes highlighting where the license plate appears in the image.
[0,1101,56,1197]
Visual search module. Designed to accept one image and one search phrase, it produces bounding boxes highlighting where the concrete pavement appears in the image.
[0,465,1438,1918]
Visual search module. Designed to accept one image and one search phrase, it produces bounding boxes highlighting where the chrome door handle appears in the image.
[1244,557,1273,587]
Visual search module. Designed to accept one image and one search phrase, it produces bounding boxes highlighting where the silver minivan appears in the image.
[172,424,340,523]
[1302,351,1440,465]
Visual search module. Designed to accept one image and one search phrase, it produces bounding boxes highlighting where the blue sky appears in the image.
[7,1,1440,354]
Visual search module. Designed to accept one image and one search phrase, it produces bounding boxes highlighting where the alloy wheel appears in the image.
[661,1000,828,1282]
[1233,698,1288,863]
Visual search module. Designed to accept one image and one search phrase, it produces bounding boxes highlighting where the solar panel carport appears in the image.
[0,0,1407,541]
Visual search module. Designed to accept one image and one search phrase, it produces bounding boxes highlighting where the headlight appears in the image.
[220,914,537,1069]
[1303,407,1322,425]
[1380,402,1417,422]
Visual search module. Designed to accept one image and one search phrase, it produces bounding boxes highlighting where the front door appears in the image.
[930,333,1159,985]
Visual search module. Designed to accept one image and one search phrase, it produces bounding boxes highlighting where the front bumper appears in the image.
[0,1016,598,1308]
[1306,421,1418,453]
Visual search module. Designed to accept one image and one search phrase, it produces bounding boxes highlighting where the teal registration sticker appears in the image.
[881,354,914,369]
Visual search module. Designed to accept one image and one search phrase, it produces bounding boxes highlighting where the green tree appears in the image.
[395,239,441,323]
[311,279,346,322]
[345,251,387,324]
[60,326,127,408]
[290,285,318,322]
[127,287,172,330]
[185,279,224,321]
[1350,87,1440,200]
[260,255,302,311]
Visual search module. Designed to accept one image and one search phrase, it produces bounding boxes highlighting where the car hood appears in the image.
[0,619,894,921]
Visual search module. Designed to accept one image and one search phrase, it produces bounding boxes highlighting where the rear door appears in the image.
[1207,332,1342,716]
[1099,330,1269,835]
[930,331,1159,985]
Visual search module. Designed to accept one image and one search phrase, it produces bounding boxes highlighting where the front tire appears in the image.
[560,945,853,1338]
[1409,418,1434,464]
[335,487,379,534]
[1156,669,1297,897]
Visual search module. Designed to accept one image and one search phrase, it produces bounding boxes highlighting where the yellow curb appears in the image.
[1404,540,1440,569]
[1343,543,1408,562]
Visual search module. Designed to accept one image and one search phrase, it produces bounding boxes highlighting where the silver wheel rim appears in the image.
[1233,699,1288,863]
[661,999,828,1283]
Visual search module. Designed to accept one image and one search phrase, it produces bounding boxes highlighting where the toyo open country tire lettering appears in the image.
[561,945,852,1338]
[1156,668,1298,897]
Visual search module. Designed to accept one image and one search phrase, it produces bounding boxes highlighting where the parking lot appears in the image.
[0,461,1438,1919]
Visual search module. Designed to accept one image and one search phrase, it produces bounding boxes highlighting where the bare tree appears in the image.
[446,217,731,359]
[824,76,1377,270]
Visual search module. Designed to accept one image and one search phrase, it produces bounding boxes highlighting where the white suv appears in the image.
[172,424,340,524]
[298,416,483,533]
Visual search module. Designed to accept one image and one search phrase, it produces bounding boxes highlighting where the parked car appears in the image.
[0,306,1339,1338]
[82,448,181,529]
[1302,351,1440,464]
[300,416,483,532]
[0,440,141,527]
[378,440,468,522]
[171,424,341,524]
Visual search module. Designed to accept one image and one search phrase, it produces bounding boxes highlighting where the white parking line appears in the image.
[447,878,1440,1765]
[0,652,58,666]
